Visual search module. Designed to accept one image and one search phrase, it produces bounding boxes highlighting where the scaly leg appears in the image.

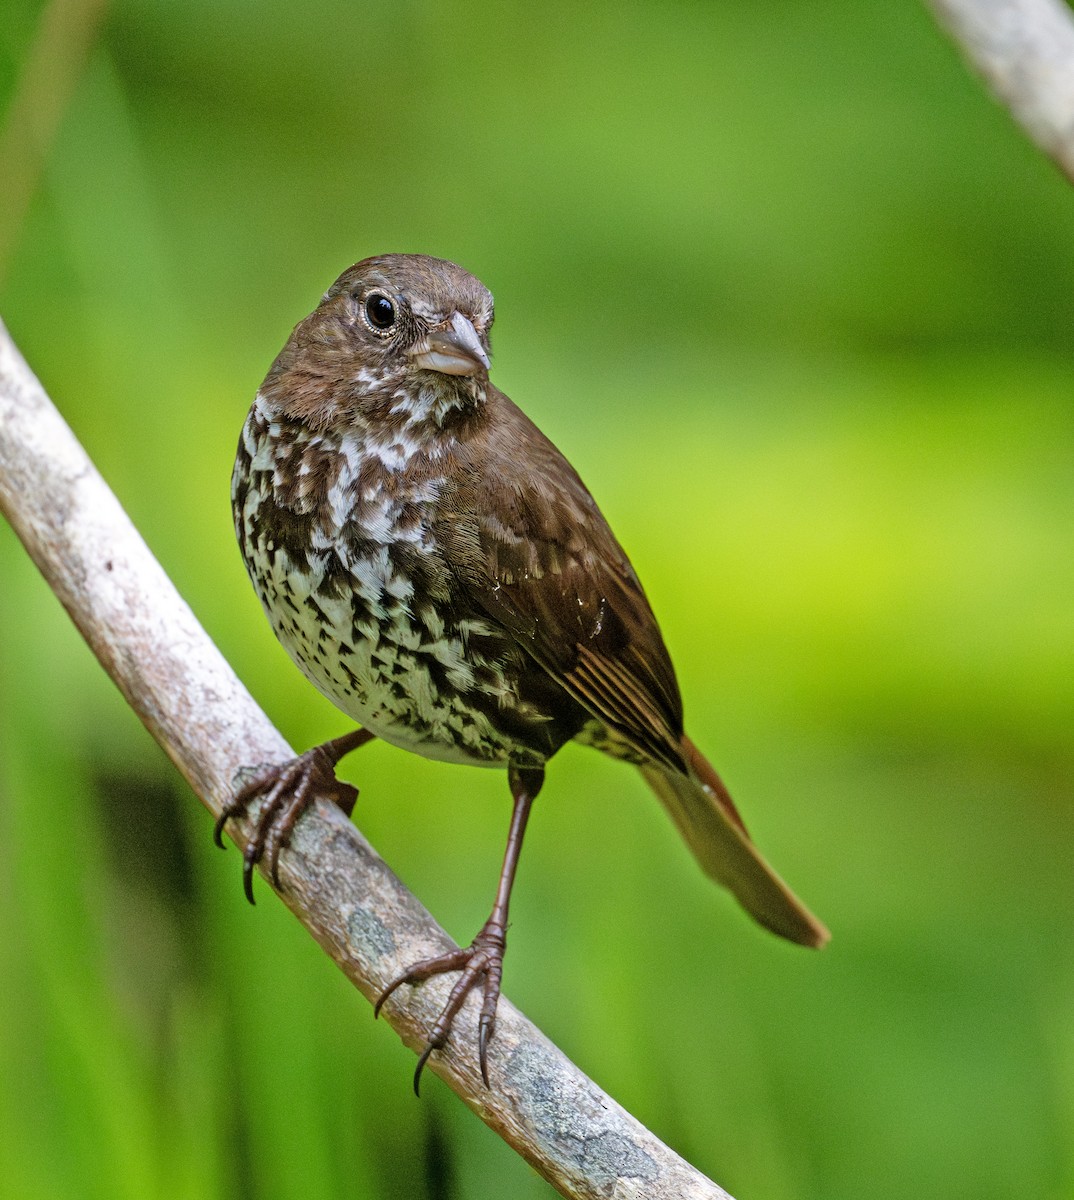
[215,727,377,902]
[375,763,544,1094]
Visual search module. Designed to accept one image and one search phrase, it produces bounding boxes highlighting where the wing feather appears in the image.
[438,390,685,768]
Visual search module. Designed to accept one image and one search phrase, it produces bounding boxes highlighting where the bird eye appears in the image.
[363,292,396,333]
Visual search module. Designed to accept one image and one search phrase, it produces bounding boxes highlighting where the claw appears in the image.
[478,1012,494,1088]
[413,1042,438,1096]
[215,729,374,901]
[375,926,506,1092]
[242,844,259,905]
[377,764,541,1093]
[213,808,229,848]
[373,972,407,1020]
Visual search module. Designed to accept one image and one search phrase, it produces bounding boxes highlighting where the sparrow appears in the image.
[219,253,829,1092]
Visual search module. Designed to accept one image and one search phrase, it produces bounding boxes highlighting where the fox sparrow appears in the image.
[220,253,828,1091]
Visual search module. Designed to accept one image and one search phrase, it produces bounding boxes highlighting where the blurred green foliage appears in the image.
[2,2,1072,1197]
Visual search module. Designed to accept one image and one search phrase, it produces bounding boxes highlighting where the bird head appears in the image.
[261,254,495,434]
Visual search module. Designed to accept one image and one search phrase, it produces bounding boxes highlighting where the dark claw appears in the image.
[213,809,229,848]
[378,756,534,1092]
[373,973,406,1020]
[214,735,369,901]
[375,926,506,1093]
[478,1014,493,1088]
[374,945,469,1019]
[413,1042,437,1096]
[242,844,258,905]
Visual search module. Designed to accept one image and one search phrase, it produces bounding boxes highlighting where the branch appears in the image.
[927,0,1074,183]
[0,318,733,1198]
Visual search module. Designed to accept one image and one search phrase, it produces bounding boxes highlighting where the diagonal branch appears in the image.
[0,318,733,1199]
[926,0,1074,184]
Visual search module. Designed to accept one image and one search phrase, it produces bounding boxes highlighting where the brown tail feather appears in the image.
[639,736,830,948]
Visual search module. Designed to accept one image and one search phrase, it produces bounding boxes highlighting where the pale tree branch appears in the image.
[927,0,1074,183]
[0,320,732,1198]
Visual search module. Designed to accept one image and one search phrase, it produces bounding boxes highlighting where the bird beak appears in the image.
[408,311,490,377]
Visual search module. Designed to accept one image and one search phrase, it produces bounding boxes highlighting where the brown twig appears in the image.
[0,318,733,1198]
[927,0,1074,183]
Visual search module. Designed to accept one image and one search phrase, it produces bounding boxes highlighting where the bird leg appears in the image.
[215,727,376,902]
[375,763,544,1094]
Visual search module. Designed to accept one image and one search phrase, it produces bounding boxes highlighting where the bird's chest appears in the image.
[233,415,518,763]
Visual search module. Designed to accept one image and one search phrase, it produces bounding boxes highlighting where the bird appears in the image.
[219,253,829,1092]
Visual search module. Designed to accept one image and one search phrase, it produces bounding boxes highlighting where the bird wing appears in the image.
[438,392,829,949]
[437,391,686,772]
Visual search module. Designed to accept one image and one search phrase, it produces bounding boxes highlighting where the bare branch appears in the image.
[0,318,733,1197]
[927,0,1074,183]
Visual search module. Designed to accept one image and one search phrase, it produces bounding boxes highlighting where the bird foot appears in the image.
[374,920,507,1094]
[214,745,359,903]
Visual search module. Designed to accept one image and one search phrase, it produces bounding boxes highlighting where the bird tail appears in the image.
[638,736,830,948]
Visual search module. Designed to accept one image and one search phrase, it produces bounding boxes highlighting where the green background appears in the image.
[2,2,1072,1197]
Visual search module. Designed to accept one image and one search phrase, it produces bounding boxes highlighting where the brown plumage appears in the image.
[221,253,828,1092]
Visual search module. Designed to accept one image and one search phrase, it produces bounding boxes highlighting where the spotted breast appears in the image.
[232,391,577,768]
